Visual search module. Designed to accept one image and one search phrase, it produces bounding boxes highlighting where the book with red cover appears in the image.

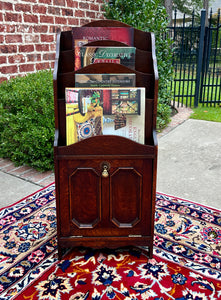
[72,27,134,70]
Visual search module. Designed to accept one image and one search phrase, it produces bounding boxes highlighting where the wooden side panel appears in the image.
[69,168,101,228]
[110,168,142,228]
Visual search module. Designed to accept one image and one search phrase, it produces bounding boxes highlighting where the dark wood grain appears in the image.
[53,19,158,260]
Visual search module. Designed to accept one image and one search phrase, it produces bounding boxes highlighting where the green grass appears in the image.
[190,104,221,122]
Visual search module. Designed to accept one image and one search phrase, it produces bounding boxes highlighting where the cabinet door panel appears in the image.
[110,167,142,228]
[69,168,101,228]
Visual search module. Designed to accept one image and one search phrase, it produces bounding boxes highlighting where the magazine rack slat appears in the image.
[53,20,158,260]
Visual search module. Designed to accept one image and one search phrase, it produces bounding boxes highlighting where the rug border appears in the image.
[157,191,221,213]
[0,182,55,212]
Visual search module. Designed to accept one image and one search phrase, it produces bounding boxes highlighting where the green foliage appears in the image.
[102,0,173,130]
[0,70,54,171]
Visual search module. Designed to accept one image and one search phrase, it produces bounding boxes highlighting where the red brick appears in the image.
[50,61,55,69]
[8,54,25,64]
[24,34,39,43]
[30,170,54,183]
[0,45,17,54]
[15,4,31,12]
[67,18,79,26]
[36,62,50,70]
[75,10,85,18]
[55,17,67,25]
[50,43,56,52]
[90,3,99,11]
[79,2,89,9]
[33,25,48,33]
[19,64,35,73]
[16,25,32,33]
[19,44,34,52]
[0,25,16,33]
[5,12,22,23]
[0,2,13,10]
[66,0,78,8]
[95,12,104,19]
[33,5,47,14]
[43,53,55,60]
[41,34,54,43]
[80,19,90,26]
[86,11,95,18]
[48,6,60,15]
[39,0,52,4]
[0,77,8,83]
[0,13,2,22]
[61,26,72,32]
[0,65,18,74]
[10,165,33,176]
[27,53,41,62]
[53,0,65,6]
[49,25,61,33]
[0,35,4,43]
[40,15,54,24]
[62,8,73,17]
[24,14,39,24]
[0,56,7,64]
[35,44,50,51]
[5,35,22,44]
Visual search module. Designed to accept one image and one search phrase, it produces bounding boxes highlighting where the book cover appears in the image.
[65,88,145,146]
[75,74,136,88]
[73,27,134,71]
[78,46,136,71]
[72,27,134,47]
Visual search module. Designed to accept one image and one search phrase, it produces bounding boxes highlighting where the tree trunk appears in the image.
[203,0,209,26]
[164,0,173,26]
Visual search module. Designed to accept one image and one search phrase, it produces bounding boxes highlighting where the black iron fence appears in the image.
[168,9,221,107]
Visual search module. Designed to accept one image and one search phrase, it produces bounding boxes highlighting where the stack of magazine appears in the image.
[66,27,146,146]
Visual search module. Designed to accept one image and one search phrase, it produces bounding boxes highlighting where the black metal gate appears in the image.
[169,9,221,107]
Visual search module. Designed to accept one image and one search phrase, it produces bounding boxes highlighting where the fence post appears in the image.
[194,9,206,107]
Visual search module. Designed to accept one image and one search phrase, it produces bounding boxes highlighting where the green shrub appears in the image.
[0,70,54,171]
[102,0,173,130]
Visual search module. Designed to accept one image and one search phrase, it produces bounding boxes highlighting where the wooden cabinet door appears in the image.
[58,157,153,238]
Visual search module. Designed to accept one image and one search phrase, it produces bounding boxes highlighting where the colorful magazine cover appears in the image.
[75,73,136,88]
[72,27,134,70]
[78,46,136,71]
[65,88,145,146]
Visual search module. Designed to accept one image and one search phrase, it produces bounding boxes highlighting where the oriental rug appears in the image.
[0,183,220,299]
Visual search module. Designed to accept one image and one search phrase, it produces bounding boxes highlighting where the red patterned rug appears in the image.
[0,183,220,299]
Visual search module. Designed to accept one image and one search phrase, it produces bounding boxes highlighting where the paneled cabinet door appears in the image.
[58,158,153,238]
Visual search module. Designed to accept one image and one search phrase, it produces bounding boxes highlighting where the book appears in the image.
[75,73,136,88]
[65,88,145,146]
[72,27,134,47]
[73,27,134,71]
[78,46,136,71]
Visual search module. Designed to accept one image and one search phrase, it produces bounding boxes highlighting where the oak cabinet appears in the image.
[53,20,158,259]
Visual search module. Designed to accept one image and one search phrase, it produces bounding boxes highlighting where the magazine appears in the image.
[65,87,145,146]
[77,46,136,71]
[75,73,136,88]
[72,27,134,71]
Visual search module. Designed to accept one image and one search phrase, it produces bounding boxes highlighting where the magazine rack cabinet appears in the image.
[53,20,158,260]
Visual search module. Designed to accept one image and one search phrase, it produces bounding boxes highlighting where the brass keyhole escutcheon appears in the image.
[101,162,110,178]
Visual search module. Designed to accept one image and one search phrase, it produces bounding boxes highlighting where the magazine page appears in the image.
[65,88,145,146]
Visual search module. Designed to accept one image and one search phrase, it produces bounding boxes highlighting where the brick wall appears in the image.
[0,0,104,83]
